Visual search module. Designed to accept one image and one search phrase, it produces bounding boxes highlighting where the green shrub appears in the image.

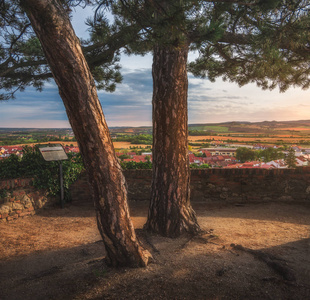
[190,163,211,169]
[0,146,84,201]
[0,189,8,199]
[120,161,152,169]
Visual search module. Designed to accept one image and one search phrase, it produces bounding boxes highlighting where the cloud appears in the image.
[188,103,308,124]
[0,85,68,127]
[97,69,153,126]
[1,61,309,128]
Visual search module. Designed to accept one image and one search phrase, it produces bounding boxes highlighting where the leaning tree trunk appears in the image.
[144,44,201,237]
[22,0,151,267]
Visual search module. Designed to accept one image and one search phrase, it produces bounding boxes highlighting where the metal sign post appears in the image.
[38,144,68,208]
[59,161,65,208]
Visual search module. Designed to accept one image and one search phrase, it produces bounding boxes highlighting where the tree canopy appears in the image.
[236,147,256,162]
[285,147,297,167]
[94,0,310,91]
[1,1,309,101]
[0,0,141,99]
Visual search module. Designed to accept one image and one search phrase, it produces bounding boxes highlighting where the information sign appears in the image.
[38,144,68,162]
[38,144,68,208]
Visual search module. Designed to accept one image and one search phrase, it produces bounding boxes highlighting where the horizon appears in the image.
[1,118,310,130]
[1,73,309,128]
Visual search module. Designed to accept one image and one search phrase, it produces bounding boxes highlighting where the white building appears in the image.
[266,159,288,169]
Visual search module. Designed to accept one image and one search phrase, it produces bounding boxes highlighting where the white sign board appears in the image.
[38,144,68,162]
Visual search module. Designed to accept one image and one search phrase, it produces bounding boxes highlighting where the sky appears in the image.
[0,6,309,128]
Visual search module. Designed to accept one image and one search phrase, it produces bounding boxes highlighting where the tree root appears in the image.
[178,230,220,250]
[136,229,160,255]
[231,244,296,282]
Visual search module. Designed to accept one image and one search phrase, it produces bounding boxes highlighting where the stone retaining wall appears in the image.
[0,178,56,222]
[189,168,310,204]
[71,168,310,204]
[2,168,310,222]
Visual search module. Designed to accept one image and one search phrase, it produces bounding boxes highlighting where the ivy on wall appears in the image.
[0,146,84,201]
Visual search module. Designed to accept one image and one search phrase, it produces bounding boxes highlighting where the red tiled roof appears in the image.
[116,152,125,156]
[224,164,240,168]
[200,150,212,157]
[127,152,136,156]
[296,156,307,162]
[260,164,274,169]
[189,154,196,163]
[124,155,152,162]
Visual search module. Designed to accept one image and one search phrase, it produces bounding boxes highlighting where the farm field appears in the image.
[113,141,151,149]
[189,125,230,132]
[3,135,310,150]
[2,120,310,149]
[279,127,310,131]
[2,141,151,150]
[188,135,310,144]
[189,121,310,136]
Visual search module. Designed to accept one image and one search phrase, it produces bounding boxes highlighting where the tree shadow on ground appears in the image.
[38,200,310,227]
[1,201,309,299]
[0,234,309,300]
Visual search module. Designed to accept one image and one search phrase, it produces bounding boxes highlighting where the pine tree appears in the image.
[102,0,309,237]
[1,0,151,267]
[0,0,142,99]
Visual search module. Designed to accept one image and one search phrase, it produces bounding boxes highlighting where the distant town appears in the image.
[1,119,310,169]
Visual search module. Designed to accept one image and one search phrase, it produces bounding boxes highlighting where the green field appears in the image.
[189,125,230,132]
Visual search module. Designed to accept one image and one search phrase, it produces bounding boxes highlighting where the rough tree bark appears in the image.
[144,44,201,237]
[22,0,151,267]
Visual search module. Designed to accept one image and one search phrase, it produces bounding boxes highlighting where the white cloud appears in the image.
[1,6,309,128]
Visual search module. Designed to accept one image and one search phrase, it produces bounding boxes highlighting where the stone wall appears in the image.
[0,178,55,222]
[2,168,310,222]
[71,168,310,204]
[189,168,310,204]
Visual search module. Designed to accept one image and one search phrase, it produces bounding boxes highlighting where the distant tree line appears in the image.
[115,134,152,145]
[189,130,216,136]
[0,135,76,146]
[236,147,285,163]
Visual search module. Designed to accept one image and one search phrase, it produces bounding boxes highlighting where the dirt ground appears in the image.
[0,200,309,300]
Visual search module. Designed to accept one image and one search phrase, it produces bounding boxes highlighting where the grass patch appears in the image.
[190,125,230,132]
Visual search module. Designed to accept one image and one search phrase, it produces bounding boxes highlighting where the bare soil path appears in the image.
[0,201,309,300]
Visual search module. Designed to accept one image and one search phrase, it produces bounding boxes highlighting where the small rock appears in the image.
[12,202,24,210]
[206,183,215,190]
[22,195,33,208]
[220,192,228,199]
[0,205,12,214]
